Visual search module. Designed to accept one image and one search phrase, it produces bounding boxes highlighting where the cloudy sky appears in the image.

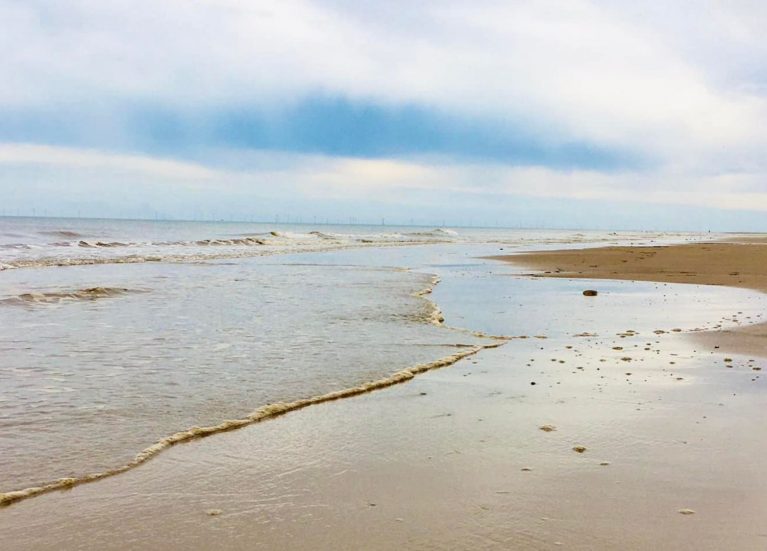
[2,0,767,229]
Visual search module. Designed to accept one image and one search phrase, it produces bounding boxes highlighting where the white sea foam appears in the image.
[0,227,463,271]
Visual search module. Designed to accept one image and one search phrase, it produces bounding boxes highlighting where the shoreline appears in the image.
[491,240,767,357]
[3,241,767,549]
[0,272,510,508]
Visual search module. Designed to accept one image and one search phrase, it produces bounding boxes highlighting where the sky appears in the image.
[1,0,767,230]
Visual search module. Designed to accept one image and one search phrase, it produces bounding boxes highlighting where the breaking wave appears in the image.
[406,228,459,237]
[0,272,515,508]
[39,230,83,238]
[0,229,461,271]
[1,287,140,306]
[0,342,505,508]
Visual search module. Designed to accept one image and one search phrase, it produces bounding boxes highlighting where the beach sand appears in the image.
[494,239,767,358]
[2,328,766,550]
[3,241,767,550]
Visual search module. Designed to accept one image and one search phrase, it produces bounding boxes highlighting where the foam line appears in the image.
[0,341,505,507]
[0,270,514,508]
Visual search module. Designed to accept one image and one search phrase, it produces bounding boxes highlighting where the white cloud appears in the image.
[304,158,767,212]
[1,1,766,224]
[3,144,765,215]
[0,143,217,180]
[2,0,766,158]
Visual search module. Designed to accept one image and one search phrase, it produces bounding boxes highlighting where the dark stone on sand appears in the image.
[583,290,598,296]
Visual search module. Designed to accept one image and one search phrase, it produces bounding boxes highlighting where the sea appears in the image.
[0,217,735,496]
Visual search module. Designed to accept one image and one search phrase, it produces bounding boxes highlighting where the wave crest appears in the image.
[1,287,140,305]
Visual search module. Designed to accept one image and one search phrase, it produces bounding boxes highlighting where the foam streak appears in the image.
[0,342,504,507]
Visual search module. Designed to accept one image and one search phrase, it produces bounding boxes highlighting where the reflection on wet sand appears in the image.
[3,240,767,549]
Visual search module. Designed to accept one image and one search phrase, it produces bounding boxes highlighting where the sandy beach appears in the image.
[3,238,767,550]
[495,239,767,358]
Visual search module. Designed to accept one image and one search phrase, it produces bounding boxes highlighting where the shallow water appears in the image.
[0,257,483,489]
[1,234,766,550]
[0,217,741,496]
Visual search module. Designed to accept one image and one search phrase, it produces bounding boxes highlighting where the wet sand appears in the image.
[2,325,766,550]
[494,239,767,357]
[3,243,767,549]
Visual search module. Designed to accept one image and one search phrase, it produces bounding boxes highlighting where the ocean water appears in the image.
[0,217,714,272]
[0,217,727,495]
